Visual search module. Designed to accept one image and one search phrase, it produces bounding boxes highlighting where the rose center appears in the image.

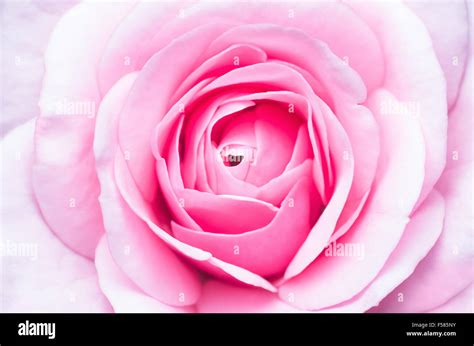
[220,145,256,167]
[223,154,244,167]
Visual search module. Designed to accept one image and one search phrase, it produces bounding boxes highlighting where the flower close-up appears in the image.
[1,0,473,314]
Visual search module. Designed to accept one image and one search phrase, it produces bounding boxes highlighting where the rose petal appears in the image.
[197,280,299,313]
[39,1,134,112]
[206,23,366,103]
[279,89,426,309]
[405,0,469,108]
[425,284,473,313]
[373,57,473,312]
[1,120,111,312]
[32,116,103,258]
[172,179,312,277]
[175,189,278,235]
[320,190,445,312]
[118,23,232,201]
[94,73,202,307]
[1,0,77,135]
[115,151,276,292]
[349,0,447,208]
[184,1,383,92]
[374,164,473,312]
[283,98,354,280]
[95,237,194,313]
[31,1,134,258]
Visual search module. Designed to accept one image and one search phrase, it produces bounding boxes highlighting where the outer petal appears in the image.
[319,191,444,312]
[373,163,473,313]
[374,57,473,312]
[0,0,77,135]
[95,237,194,313]
[0,120,111,312]
[405,0,469,108]
[32,1,135,258]
[426,284,473,313]
[39,1,135,110]
[349,0,447,207]
[33,116,104,258]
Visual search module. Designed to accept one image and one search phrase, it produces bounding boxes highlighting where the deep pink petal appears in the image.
[117,23,232,202]
[206,24,366,103]
[283,99,354,280]
[175,189,278,235]
[172,179,312,277]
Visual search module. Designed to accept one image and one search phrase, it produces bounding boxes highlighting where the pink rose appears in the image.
[1,0,472,313]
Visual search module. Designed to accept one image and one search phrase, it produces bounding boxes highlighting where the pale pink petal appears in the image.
[39,1,134,110]
[405,0,470,108]
[1,120,111,312]
[349,0,447,208]
[320,191,444,312]
[285,125,312,172]
[258,159,313,206]
[444,55,473,171]
[33,116,103,258]
[1,0,77,135]
[97,1,178,93]
[426,284,473,313]
[374,164,473,312]
[373,58,473,313]
[31,1,135,258]
[331,103,379,240]
[95,237,194,313]
[173,44,268,101]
